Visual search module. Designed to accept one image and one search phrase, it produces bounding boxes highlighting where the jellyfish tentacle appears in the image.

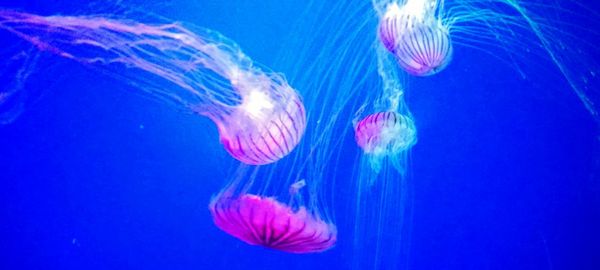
[0,10,307,164]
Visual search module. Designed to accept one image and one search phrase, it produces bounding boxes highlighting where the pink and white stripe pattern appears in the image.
[218,94,306,165]
[209,194,337,253]
[379,13,453,76]
[355,111,416,154]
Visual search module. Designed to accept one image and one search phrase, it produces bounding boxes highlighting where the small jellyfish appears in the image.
[0,11,306,165]
[378,1,452,76]
[209,192,337,253]
[355,111,417,172]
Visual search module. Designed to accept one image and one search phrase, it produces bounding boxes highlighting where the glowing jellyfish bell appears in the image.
[355,111,417,172]
[209,178,337,254]
[0,11,306,165]
[206,67,306,165]
[378,0,452,76]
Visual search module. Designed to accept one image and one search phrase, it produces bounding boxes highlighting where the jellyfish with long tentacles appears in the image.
[0,7,334,255]
[0,10,306,165]
[348,43,417,269]
[373,0,600,120]
[351,106,416,266]
[349,1,600,268]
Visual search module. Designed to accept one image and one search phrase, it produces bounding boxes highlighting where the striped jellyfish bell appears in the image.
[214,76,306,165]
[355,111,416,155]
[209,193,337,253]
[378,4,453,76]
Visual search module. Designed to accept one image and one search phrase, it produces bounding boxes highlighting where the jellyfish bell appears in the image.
[209,176,336,254]
[378,1,453,76]
[208,158,338,255]
[209,191,336,254]
[0,10,306,165]
[355,111,417,154]
[355,111,417,172]
[201,70,307,165]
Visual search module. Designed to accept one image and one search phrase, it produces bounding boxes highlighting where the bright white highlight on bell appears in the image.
[242,90,274,119]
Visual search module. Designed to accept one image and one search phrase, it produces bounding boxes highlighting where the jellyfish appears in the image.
[372,0,600,119]
[209,183,336,253]
[208,151,339,254]
[0,10,306,165]
[378,0,452,76]
[355,111,417,173]
[342,42,418,269]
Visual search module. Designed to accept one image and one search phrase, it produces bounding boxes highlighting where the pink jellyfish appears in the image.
[351,111,416,268]
[211,86,306,165]
[209,182,337,253]
[355,111,417,172]
[378,2,452,76]
[0,11,305,165]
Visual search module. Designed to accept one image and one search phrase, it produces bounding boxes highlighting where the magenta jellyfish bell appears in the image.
[378,1,452,76]
[355,111,417,172]
[203,70,306,165]
[209,191,337,253]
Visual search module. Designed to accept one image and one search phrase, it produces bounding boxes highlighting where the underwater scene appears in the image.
[0,0,599,269]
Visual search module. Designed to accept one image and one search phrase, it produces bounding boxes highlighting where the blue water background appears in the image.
[0,0,599,269]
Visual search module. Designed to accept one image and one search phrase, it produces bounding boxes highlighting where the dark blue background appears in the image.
[0,1,598,269]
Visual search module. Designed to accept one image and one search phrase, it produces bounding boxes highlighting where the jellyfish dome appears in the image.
[355,111,416,155]
[354,111,416,172]
[207,76,307,165]
[0,11,306,165]
[378,1,452,76]
[209,193,337,253]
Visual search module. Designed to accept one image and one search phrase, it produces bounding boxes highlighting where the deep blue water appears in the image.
[0,1,599,269]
